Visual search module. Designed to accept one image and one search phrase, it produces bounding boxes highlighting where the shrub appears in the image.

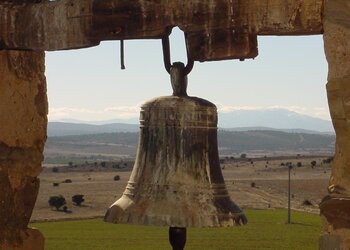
[52,167,59,173]
[63,179,72,183]
[53,183,60,187]
[310,161,317,168]
[72,194,85,206]
[48,195,66,210]
[114,175,120,181]
[322,157,333,164]
[251,182,256,188]
[297,162,302,167]
[240,153,247,159]
[302,199,313,206]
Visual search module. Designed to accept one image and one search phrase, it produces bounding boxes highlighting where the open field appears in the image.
[32,156,331,222]
[31,209,321,250]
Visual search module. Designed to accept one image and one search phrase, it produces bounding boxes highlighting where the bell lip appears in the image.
[104,196,247,228]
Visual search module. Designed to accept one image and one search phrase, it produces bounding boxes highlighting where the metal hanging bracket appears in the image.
[120,39,126,70]
[162,31,194,76]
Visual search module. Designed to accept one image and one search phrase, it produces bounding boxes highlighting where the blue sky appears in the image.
[45,28,329,122]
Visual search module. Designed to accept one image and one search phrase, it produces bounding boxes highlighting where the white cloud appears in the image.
[49,104,332,122]
[104,105,141,119]
[49,106,141,121]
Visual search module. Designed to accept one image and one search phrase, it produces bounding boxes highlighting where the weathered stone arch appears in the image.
[0,0,349,248]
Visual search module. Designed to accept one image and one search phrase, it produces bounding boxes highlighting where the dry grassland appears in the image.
[32,156,330,222]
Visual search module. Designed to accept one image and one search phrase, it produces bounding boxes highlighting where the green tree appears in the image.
[311,161,317,168]
[72,194,85,206]
[48,195,66,210]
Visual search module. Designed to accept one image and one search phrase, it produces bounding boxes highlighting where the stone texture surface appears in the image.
[0,50,47,249]
[321,0,350,249]
[0,0,323,61]
[1,229,44,250]
[324,0,350,198]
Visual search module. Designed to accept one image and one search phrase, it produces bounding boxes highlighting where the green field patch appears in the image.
[31,209,321,250]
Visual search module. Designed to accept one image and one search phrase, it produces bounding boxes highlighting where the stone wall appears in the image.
[0,50,47,249]
[321,0,350,249]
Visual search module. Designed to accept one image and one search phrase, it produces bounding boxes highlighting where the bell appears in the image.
[104,62,247,228]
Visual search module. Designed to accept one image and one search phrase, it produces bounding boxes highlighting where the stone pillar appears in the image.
[320,0,350,249]
[0,50,47,249]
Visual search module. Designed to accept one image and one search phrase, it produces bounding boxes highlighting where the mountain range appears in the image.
[49,109,334,136]
[218,109,333,132]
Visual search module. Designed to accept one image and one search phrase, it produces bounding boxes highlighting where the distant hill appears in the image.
[224,127,334,135]
[218,130,334,154]
[48,122,139,136]
[45,130,335,163]
[49,108,334,136]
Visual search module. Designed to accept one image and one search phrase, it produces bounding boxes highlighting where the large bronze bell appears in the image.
[104,62,247,228]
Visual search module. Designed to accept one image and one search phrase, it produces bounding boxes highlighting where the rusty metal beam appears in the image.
[0,0,323,61]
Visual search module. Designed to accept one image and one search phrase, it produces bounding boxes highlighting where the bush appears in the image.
[48,195,66,210]
[310,161,317,168]
[251,182,256,188]
[114,175,120,181]
[52,167,59,173]
[297,162,302,167]
[323,157,333,164]
[72,194,85,206]
[240,153,247,159]
[63,179,72,183]
[302,199,313,206]
[53,183,60,187]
